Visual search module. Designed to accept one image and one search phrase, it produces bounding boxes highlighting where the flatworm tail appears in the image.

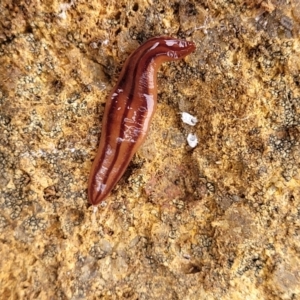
[88,36,196,206]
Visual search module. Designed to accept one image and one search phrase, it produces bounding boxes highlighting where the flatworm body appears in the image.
[88,36,196,206]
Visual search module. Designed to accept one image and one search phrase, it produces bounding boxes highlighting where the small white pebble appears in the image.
[57,1,75,19]
[187,133,198,148]
[180,112,197,126]
[102,39,109,46]
[57,9,67,19]
[93,206,98,214]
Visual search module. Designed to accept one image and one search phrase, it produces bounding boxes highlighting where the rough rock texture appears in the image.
[0,0,300,299]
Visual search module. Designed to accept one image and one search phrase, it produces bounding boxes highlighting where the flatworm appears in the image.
[88,36,196,206]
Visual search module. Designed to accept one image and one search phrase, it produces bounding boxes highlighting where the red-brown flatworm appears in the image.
[88,36,196,206]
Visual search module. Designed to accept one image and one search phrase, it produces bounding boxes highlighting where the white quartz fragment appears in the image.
[57,0,75,19]
[180,112,197,126]
[187,133,198,148]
